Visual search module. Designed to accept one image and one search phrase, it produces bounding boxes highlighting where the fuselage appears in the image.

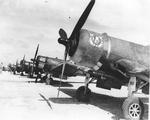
[36,55,63,73]
[22,61,33,73]
[70,29,150,72]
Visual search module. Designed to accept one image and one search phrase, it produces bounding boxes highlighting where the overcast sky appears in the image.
[0,0,150,65]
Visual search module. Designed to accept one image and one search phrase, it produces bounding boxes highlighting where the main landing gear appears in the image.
[76,73,94,102]
[21,72,24,76]
[76,74,146,120]
[45,74,54,85]
[122,96,144,120]
[122,77,145,120]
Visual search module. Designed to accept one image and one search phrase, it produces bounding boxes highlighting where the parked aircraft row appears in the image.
[10,45,87,84]
[9,0,149,120]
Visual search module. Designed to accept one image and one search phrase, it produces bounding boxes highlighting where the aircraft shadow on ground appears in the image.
[49,80,73,87]
[13,73,20,75]
[48,88,149,120]
[27,80,73,87]
[65,81,87,84]
[27,76,37,79]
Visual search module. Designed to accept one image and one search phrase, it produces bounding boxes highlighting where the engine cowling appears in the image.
[70,29,109,68]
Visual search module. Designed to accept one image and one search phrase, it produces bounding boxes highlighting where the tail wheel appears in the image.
[122,96,144,120]
[76,86,91,102]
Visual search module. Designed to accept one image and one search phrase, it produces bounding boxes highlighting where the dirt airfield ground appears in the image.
[0,71,149,120]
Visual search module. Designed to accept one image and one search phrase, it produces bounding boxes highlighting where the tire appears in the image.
[21,72,24,76]
[122,96,144,120]
[142,83,149,94]
[76,86,91,102]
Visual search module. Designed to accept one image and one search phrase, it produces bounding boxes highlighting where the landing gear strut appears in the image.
[76,73,94,102]
[122,77,144,120]
[45,74,54,85]
[122,96,144,120]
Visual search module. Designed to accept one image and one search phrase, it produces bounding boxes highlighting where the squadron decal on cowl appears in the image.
[89,33,104,47]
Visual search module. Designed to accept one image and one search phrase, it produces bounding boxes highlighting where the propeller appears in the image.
[30,44,39,77]
[58,0,95,56]
[21,55,25,66]
[57,0,95,97]
[33,44,39,64]
[14,59,18,73]
[23,55,25,61]
[16,60,18,67]
[21,55,26,75]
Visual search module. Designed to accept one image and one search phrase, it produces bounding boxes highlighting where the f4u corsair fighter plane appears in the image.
[57,0,149,120]
[29,44,86,83]
[13,55,34,76]
[9,61,21,74]
[34,55,86,84]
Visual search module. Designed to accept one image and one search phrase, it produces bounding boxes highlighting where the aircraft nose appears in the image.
[43,63,51,73]
[70,29,105,68]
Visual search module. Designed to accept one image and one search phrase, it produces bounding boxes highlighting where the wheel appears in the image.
[45,78,54,85]
[76,86,91,102]
[122,96,144,120]
[142,83,149,94]
[41,75,47,83]
[21,72,24,76]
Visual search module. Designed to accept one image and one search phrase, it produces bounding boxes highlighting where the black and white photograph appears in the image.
[0,0,149,120]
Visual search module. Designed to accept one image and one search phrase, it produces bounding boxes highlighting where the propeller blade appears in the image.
[21,55,25,75]
[31,44,39,77]
[22,55,25,67]
[62,0,95,57]
[33,44,39,63]
[57,48,68,97]
[69,0,95,40]
[59,28,68,40]
[23,55,25,61]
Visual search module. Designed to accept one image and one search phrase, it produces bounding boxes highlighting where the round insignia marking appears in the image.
[89,33,103,47]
